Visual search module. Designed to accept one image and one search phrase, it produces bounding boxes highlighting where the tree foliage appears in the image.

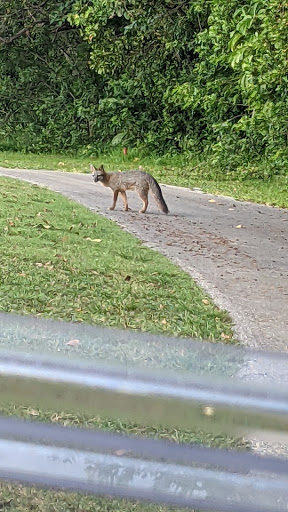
[0,0,287,175]
[68,0,207,151]
[0,0,101,152]
[185,0,288,173]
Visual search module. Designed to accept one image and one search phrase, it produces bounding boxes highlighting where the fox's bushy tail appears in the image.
[148,175,169,214]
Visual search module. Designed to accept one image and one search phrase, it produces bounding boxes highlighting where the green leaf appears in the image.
[111,132,126,146]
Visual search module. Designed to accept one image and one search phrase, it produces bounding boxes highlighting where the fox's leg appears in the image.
[120,191,129,211]
[109,190,118,210]
[138,190,148,214]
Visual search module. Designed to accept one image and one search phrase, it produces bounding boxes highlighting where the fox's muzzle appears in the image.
[92,173,99,183]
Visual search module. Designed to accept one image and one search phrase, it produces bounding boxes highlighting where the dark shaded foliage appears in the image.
[1,0,287,175]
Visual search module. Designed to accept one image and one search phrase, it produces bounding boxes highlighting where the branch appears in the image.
[0,26,29,44]
[55,24,78,34]
[0,20,49,44]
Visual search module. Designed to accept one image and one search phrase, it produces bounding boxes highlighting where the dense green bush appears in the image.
[187,0,288,174]
[0,1,102,152]
[0,0,287,175]
[68,0,207,152]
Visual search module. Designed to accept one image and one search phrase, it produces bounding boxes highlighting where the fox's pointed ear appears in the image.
[90,164,95,172]
[99,164,105,172]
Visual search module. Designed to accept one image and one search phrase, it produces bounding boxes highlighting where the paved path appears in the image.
[1,167,287,352]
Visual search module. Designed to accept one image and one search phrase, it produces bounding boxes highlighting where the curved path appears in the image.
[0,167,287,352]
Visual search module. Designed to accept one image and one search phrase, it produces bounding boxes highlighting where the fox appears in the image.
[90,164,169,214]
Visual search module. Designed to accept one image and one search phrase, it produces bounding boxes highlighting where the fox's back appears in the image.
[110,170,151,190]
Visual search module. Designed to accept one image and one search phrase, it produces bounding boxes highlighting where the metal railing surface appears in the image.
[0,312,288,511]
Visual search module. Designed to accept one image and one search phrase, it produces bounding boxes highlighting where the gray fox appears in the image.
[91,164,169,214]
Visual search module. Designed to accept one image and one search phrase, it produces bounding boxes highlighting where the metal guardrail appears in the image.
[1,416,288,512]
[0,312,288,511]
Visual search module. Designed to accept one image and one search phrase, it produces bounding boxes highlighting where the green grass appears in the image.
[0,483,183,512]
[0,148,287,207]
[0,178,246,511]
[0,177,232,339]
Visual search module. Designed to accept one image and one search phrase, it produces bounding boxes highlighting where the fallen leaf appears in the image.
[235,224,242,228]
[51,413,61,422]
[203,406,215,417]
[208,199,216,203]
[114,449,128,457]
[221,333,231,340]
[66,339,80,347]
[228,208,235,211]
[33,223,51,229]
[124,275,131,281]
[58,162,65,166]
[29,409,39,416]
[202,299,209,305]
[161,319,167,325]
[85,237,102,242]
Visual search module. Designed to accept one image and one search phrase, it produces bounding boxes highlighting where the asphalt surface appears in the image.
[0,167,287,352]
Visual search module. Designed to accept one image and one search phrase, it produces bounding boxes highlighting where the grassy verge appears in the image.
[0,177,245,510]
[0,149,287,207]
[0,177,231,339]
